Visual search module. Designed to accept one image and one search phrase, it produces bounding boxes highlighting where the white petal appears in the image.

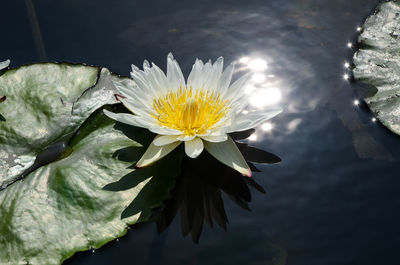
[130,70,159,98]
[200,60,213,89]
[177,135,196,141]
[188,59,214,91]
[136,138,182,167]
[153,135,179,146]
[167,53,185,89]
[148,126,183,135]
[104,110,182,135]
[131,64,140,72]
[187,58,204,89]
[150,62,169,94]
[113,80,150,106]
[204,136,251,177]
[184,137,204,158]
[218,62,235,94]
[103,109,156,128]
[120,98,154,118]
[0,60,10,70]
[143,60,150,70]
[224,72,251,101]
[140,62,169,97]
[205,56,224,91]
[228,109,282,132]
[201,134,228,143]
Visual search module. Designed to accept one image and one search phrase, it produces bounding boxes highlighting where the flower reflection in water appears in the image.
[105,119,281,243]
[154,129,281,243]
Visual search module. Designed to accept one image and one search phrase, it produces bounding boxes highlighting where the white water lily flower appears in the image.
[104,54,282,176]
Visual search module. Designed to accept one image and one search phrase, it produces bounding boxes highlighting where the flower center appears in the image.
[153,87,229,136]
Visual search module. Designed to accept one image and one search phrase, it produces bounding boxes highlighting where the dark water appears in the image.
[3,0,400,264]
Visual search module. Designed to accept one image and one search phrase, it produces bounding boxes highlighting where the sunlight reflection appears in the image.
[237,55,283,111]
[248,58,267,71]
[250,88,281,108]
[343,73,349,80]
[287,118,302,134]
[344,62,350,68]
[261,122,273,132]
[353,99,360,106]
[244,85,256,94]
[252,73,266,83]
[248,134,257,141]
[347,42,353,48]
[239,56,250,64]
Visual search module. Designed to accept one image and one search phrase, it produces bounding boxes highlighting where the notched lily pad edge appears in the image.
[0,61,133,189]
[352,1,400,137]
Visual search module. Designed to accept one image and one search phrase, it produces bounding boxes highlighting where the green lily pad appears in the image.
[353,1,400,135]
[0,64,179,264]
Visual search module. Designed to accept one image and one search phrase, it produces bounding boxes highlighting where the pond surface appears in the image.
[3,0,400,264]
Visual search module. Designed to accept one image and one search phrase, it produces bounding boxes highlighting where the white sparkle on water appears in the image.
[248,58,267,71]
[262,122,273,132]
[248,134,257,141]
[250,88,282,107]
[239,56,250,64]
[252,73,266,83]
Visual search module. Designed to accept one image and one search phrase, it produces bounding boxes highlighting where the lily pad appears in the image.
[0,64,179,264]
[353,1,400,135]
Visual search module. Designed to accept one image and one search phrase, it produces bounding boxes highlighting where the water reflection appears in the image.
[248,133,257,142]
[250,88,282,107]
[106,115,281,243]
[262,122,273,132]
[252,73,266,83]
[237,55,283,111]
[154,129,281,243]
[247,58,268,71]
[347,42,353,48]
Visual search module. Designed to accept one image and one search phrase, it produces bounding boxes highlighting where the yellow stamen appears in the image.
[153,87,229,136]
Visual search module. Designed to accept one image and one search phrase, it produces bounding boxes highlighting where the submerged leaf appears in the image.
[353,1,400,135]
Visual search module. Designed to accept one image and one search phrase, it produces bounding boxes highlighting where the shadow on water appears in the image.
[105,119,282,243]
[103,120,182,223]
